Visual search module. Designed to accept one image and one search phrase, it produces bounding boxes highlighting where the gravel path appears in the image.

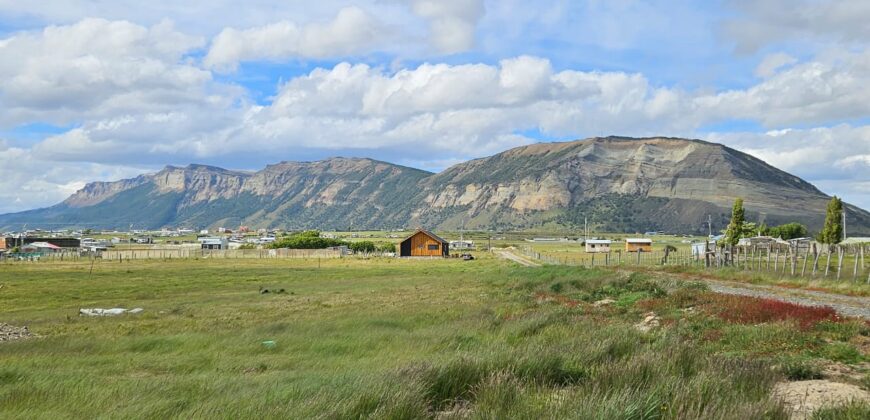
[702,280,870,320]
[495,250,541,267]
[496,249,870,320]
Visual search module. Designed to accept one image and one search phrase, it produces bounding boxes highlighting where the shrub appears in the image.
[348,241,376,254]
[779,359,822,380]
[705,294,840,330]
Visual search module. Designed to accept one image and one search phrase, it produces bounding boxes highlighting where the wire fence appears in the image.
[520,243,870,283]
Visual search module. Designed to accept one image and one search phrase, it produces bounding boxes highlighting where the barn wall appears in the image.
[408,232,443,256]
[625,243,652,252]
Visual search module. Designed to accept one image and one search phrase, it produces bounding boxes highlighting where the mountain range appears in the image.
[2,136,868,235]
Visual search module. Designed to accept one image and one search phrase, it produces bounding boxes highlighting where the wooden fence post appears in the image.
[836,246,844,281]
[773,247,779,273]
[801,243,810,277]
[824,247,832,278]
[853,247,860,281]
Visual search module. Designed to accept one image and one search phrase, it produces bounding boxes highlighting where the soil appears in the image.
[773,380,869,419]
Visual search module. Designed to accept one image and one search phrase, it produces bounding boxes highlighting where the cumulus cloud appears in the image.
[405,0,484,53]
[204,7,386,70]
[0,18,235,127]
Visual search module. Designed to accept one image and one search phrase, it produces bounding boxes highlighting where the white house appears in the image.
[585,239,611,253]
[198,237,229,250]
[450,240,474,250]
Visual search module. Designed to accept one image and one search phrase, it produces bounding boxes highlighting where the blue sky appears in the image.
[0,0,868,214]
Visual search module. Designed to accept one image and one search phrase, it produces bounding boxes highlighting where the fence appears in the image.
[102,248,344,260]
[0,248,345,262]
[520,243,870,283]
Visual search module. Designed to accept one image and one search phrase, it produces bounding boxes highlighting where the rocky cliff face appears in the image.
[4,137,869,234]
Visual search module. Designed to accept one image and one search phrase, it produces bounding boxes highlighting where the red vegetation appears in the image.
[705,294,840,329]
[534,292,581,308]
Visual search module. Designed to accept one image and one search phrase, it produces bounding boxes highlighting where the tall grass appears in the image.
[0,258,864,418]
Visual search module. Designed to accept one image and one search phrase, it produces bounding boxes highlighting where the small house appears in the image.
[21,241,62,253]
[199,237,228,250]
[625,238,652,253]
[399,229,449,257]
[585,239,611,253]
[450,240,474,250]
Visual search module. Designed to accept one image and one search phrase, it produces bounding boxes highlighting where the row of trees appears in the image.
[723,196,845,245]
[267,230,395,253]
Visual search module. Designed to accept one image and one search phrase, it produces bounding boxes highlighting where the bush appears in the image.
[268,231,346,249]
[779,359,822,380]
[349,241,377,254]
[377,242,396,253]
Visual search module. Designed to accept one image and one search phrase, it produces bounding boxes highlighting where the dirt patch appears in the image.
[773,379,870,419]
[821,362,869,384]
[634,312,661,333]
[0,323,34,342]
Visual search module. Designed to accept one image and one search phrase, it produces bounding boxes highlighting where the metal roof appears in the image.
[401,229,448,244]
[625,238,652,243]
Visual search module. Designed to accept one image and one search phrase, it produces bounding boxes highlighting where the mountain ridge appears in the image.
[3,136,869,234]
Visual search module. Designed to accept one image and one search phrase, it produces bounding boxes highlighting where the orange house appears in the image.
[399,229,449,257]
[625,238,653,252]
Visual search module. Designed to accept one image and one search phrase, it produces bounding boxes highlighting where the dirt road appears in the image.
[494,249,541,267]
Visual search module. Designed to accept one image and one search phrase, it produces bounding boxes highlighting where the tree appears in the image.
[764,222,808,240]
[377,242,396,253]
[349,241,376,254]
[723,198,745,246]
[818,196,844,244]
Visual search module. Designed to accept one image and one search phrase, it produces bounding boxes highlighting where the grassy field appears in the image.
[1,256,869,418]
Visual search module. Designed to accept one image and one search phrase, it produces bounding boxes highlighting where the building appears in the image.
[21,242,62,253]
[625,238,652,252]
[399,229,449,257]
[2,237,80,249]
[585,239,611,253]
[450,240,474,250]
[842,237,870,245]
[199,237,229,250]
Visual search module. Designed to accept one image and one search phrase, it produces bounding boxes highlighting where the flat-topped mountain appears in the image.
[2,136,868,234]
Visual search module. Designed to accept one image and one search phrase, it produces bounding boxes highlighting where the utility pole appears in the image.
[842,208,846,242]
[707,215,712,238]
[584,217,588,242]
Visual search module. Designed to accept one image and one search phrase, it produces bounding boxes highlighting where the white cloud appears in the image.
[754,52,797,77]
[0,18,234,127]
[405,0,484,53]
[0,145,149,214]
[204,7,387,70]
[707,124,870,208]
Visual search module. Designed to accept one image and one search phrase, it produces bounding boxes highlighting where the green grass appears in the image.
[0,256,867,418]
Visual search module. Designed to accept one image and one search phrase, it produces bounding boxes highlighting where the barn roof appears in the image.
[401,229,447,244]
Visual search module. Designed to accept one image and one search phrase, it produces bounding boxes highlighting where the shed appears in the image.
[625,238,652,253]
[198,237,228,250]
[585,239,611,253]
[399,229,449,257]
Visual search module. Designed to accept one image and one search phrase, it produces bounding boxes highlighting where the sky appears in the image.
[0,0,868,214]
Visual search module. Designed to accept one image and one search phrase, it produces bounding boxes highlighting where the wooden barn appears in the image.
[399,229,449,257]
[625,238,653,253]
